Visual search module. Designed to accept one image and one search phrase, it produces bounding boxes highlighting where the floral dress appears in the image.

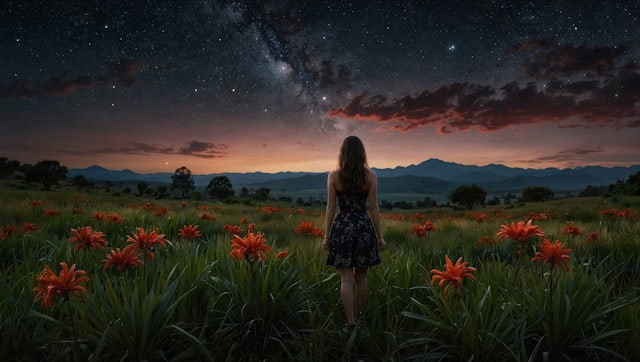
[326,190,381,268]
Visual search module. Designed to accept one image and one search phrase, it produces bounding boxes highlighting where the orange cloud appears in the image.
[329,38,639,134]
[94,140,228,159]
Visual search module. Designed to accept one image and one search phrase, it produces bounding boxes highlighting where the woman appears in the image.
[323,135,386,328]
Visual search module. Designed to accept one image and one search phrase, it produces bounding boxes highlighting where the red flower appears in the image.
[124,227,167,260]
[585,232,600,243]
[153,206,170,216]
[178,224,202,240]
[430,255,477,297]
[277,250,289,259]
[198,212,217,221]
[21,222,38,232]
[411,223,426,238]
[180,201,188,208]
[424,220,437,231]
[67,226,108,251]
[33,262,89,309]
[531,239,573,272]
[103,248,143,271]
[224,224,243,235]
[472,212,488,222]
[240,216,249,224]
[561,224,582,237]
[477,235,494,246]
[411,220,436,239]
[497,220,545,244]
[2,224,18,238]
[600,208,635,218]
[106,213,124,224]
[28,200,42,206]
[311,227,324,238]
[43,209,60,217]
[230,231,272,262]
[297,221,323,237]
[260,206,280,214]
[92,211,106,221]
[296,221,314,234]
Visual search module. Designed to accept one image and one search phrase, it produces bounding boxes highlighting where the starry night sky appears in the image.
[1,0,639,174]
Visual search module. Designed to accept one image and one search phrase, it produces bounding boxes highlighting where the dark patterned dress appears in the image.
[326,190,381,268]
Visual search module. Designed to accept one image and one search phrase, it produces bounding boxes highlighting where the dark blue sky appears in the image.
[1,0,638,173]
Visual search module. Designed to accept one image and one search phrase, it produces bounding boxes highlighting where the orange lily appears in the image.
[296,221,315,234]
[531,239,573,272]
[224,224,243,235]
[103,248,144,271]
[178,224,202,240]
[67,226,108,251]
[33,262,89,309]
[497,220,545,244]
[430,255,476,297]
[561,224,582,237]
[230,231,272,262]
[124,227,167,260]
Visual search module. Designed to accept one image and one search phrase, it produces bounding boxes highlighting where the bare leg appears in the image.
[354,267,368,320]
[339,267,356,325]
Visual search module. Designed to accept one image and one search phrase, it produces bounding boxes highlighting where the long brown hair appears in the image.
[337,136,369,192]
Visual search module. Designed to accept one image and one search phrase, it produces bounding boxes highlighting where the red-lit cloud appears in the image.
[93,140,228,159]
[329,38,640,134]
[0,59,142,100]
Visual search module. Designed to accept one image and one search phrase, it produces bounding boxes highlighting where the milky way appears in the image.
[0,1,638,173]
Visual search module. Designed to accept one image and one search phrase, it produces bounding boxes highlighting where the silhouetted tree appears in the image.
[171,166,195,198]
[450,184,486,210]
[521,186,554,202]
[253,187,271,201]
[416,196,435,208]
[206,176,235,200]
[24,160,68,191]
[137,182,150,196]
[0,157,21,178]
[606,171,640,196]
[70,175,95,189]
[156,185,169,199]
[579,185,605,197]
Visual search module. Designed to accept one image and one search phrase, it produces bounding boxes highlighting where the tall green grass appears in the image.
[1,183,639,361]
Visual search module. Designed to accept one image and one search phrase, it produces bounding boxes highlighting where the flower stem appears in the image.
[67,301,81,361]
[511,247,524,287]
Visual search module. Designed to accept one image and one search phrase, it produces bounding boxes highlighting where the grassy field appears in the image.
[1,180,639,361]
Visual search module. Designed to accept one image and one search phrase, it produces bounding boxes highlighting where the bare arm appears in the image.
[367,171,386,250]
[322,172,337,250]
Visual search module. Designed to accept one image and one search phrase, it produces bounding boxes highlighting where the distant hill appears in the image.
[68,159,640,195]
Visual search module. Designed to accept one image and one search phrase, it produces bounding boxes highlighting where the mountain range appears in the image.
[68,158,640,196]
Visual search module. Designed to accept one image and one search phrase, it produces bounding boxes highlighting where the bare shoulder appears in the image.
[367,169,377,186]
[327,170,339,188]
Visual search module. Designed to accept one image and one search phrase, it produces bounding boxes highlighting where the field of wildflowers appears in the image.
[1,182,639,361]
